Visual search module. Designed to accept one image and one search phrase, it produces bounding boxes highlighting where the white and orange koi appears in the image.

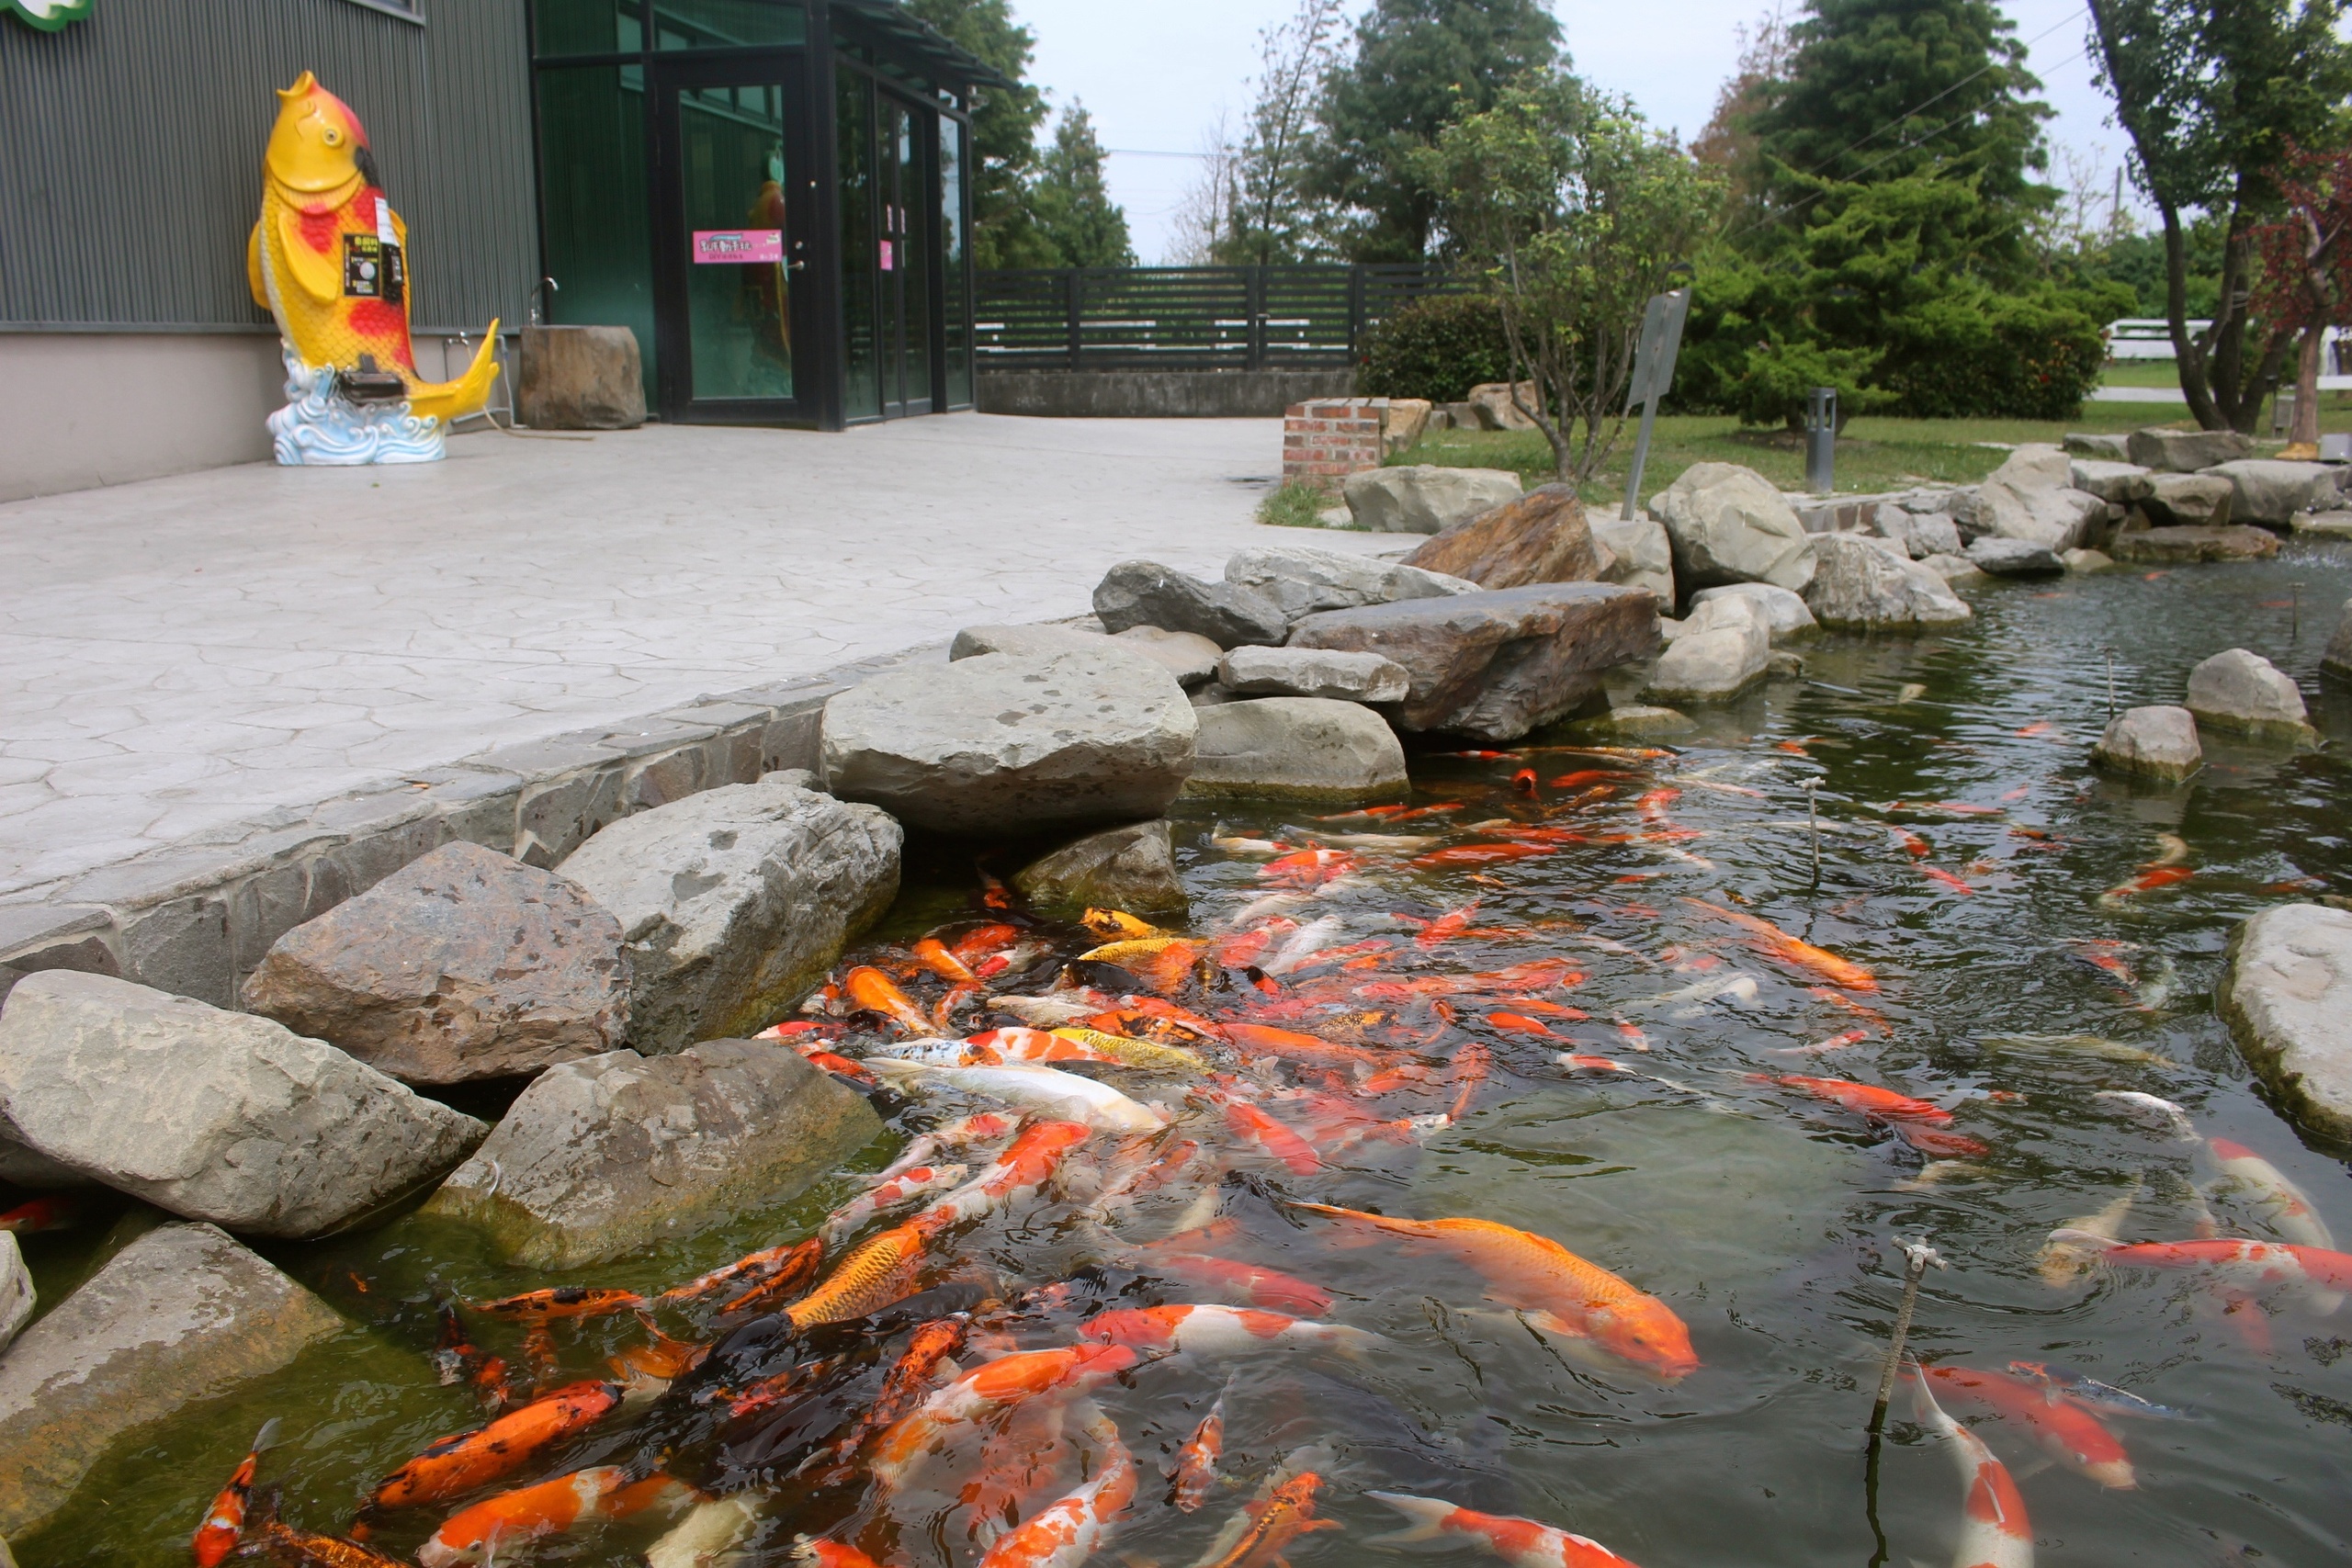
[2050,1230,2352,1314]
[976,1402,1136,1568]
[820,1164,969,1248]
[2206,1138,2336,1250]
[870,1345,1145,1494]
[1924,1364,2134,1488]
[1366,1491,1645,1567]
[1911,1372,2033,1567]
[1169,1382,1228,1511]
[1079,1303,1381,1359]
[416,1467,696,1567]
[911,1121,1091,1232]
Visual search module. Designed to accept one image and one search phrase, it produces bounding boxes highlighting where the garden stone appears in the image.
[2325,598,2352,681]
[2127,426,2255,472]
[820,649,1196,838]
[949,623,1113,661]
[2068,459,2155,504]
[1644,595,1769,704]
[1464,380,1540,430]
[1218,646,1412,703]
[1286,581,1659,742]
[1591,514,1675,602]
[2143,472,2235,526]
[1189,682,1239,707]
[0,1235,28,1354]
[422,1041,881,1269]
[0,1115,91,1189]
[1182,699,1409,805]
[1917,554,1987,584]
[1971,475,2105,550]
[1111,626,1224,687]
[515,324,645,430]
[1803,534,1973,631]
[2185,648,2316,745]
[2295,510,2352,538]
[0,1224,343,1540]
[0,972,483,1237]
[2219,903,2352,1140]
[2062,548,2115,572]
[1688,582,1817,642]
[560,773,900,1054]
[2110,525,2278,563]
[1342,466,1523,536]
[2064,432,2131,459]
[1572,704,1698,739]
[1964,537,2065,577]
[2092,705,2201,781]
[1012,820,1188,918]
[1876,509,1962,558]
[1987,444,2074,491]
[1092,561,1288,649]
[241,841,629,1086]
[1399,484,1606,587]
[1651,463,1814,592]
[2210,458,2339,525]
[1222,545,1476,623]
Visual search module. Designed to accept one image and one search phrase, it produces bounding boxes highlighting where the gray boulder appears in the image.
[2296,509,2352,538]
[1182,698,1409,804]
[949,622,1112,661]
[1222,544,1476,623]
[1987,444,2075,490]
[2092,705,2202,782]
[1399,484,1607,588]
[1964,537,2066,577]
[2143,472,2235,526]
[1876,509,1963,559]
[0,1224,343,1539]
[1570,704,1698,739]
[1803,534,1973,631]
[1464,381,1540,431]
[1917,553,1988,584]
[2064,432,2132,459]
[1286,581,1660,742]
[2210,458,2339,526]
[1012,820,1188,917]
[0,1235,28,1354]
[0,973,483,1237]
[1092,561,1288,648]
[423,1040,881,1269]
[1651,463,1815,592]
[1688,582,1817,642]
[2185,648,2315,745]
[1970,454,2106,549]
[2325,597,2352,682]
[1218,645,1412,703]
[822,649,1195,837]
[2219,903,2352,1140]
[241,841,629,1086]
[1342,465,1523,535]
[560,773,900,1054]
[1111,626,1224,687]
[2111,524,2278,562]
[0,1113,91,1190]
[1592,514,1675,602]
[2068,459,2156,504]
[2128,426,2255,472]
[1645,594,1770,704]
[2062,547,2116,572]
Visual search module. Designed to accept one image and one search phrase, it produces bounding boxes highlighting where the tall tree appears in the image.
[2086,0,2352,432]
[1215,0,1350,264]
[2250,142,2352,453]
[1691,6,1794,220]
[1027,103,1136,268]
[1312,0,1566,262]
[904,0,1051,267]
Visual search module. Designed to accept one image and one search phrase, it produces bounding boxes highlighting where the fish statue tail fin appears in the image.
[407,320,502,424]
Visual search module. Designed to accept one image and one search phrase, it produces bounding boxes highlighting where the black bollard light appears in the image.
[1804,387,1838,494]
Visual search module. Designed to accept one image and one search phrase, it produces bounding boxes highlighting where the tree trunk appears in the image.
[2287,325,2324,455]
[2160,202,2225,431]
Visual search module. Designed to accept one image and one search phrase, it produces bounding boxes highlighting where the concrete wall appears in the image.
[977,368,1353,419]
[0,333,284,502]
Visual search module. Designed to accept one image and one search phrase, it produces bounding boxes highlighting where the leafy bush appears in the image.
[1357,294,1515,404]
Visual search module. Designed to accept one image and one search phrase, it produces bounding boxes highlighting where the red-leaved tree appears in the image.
[2252,142,2352,453]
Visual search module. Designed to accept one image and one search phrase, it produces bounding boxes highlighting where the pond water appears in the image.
[17,545,2352,1568]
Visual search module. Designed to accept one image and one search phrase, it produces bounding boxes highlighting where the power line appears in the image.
[1103,148,1216,160]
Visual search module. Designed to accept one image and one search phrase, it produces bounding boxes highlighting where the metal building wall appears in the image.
[0,0,535,333]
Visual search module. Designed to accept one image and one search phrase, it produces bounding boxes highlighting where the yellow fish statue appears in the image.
[248,72,500,464]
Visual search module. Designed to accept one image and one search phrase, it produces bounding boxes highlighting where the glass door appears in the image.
[877,95,934,418]
[650,53,814,423]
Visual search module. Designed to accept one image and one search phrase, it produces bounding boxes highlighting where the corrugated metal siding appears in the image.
[0,0,535,332]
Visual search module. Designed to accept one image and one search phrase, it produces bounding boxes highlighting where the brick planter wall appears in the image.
[1282,399,1387,490]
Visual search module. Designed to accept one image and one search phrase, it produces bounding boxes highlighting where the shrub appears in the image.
[1357,293,1515,404]
[1257,479,1342,528]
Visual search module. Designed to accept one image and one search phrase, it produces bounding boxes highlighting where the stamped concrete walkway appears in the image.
[0,415,1398,898]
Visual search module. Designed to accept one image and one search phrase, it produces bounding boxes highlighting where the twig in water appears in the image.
[1869,1238,1942,1435]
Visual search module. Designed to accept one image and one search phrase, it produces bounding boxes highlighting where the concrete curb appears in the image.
[0,642,947,1010]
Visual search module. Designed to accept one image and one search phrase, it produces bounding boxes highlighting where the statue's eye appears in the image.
[323,129,343,146]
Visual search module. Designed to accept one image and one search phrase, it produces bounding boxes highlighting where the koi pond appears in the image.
[16,547,2352,1568]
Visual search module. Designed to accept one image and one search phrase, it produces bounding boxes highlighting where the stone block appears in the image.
[1092,561,1289,649]
[2185,648,2315,745]
[1651,463,1815,592]
[2127,426,2255,472]
[1182,698,1410,804]
[1342,466,1523,536]
[1013,820,1188,918]
[1400,483,1604,587]
[1217,646,1412,703]
[515,324,646,431]
[2220,903,2352,1140]
[2093,705,2201,782]
[2109,525,2278,563]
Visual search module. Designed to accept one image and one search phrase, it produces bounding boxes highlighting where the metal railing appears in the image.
[973,264,1466,373]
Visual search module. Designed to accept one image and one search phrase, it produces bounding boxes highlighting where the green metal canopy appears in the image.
[833,0,1012,93]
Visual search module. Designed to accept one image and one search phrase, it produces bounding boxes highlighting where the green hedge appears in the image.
[1357,294,1515,404]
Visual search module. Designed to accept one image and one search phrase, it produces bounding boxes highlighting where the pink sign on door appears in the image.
[879,239,896,272]
[693,229,785,265]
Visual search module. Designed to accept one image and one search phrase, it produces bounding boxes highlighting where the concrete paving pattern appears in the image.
[0,415,1400,897]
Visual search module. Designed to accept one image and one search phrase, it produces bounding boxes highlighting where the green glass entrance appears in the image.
[678,77,794,401]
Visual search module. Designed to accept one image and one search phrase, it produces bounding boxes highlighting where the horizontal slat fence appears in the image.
[974,265,1465,372]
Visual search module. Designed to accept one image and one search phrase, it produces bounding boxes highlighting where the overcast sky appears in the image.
[1010,0,2130,263]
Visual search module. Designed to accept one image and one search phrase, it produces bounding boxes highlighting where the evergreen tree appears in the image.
[1213,0,1350,264]
[1311,0,1566,261]
[904,0,1052,267]
[1028,103,1136,268]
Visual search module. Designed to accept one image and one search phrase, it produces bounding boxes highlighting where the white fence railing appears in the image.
[2107,320,2352,389]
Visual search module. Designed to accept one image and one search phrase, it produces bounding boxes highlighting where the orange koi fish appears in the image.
[1557,1054,1635,1076]
[1260,849,1360,888]
[1414,900,1483,948]
[2104,865,2194,900]
[1680,899,1876,991]
[1636,788,1679,822]
[1894,829,1932,860]
[820,1165,968,1249]
[976,1403,1136,1567]
[1220,1023,1396,1071]
[1761,1074,1951,1126]
[1217,1097,1323,1175]
[1081,1304,1378,1358]
[1290,1205,1696,1380]
[1921,866,1974,896]
[371,1383,620,1513]
[609,1321,707,1383]
[1924,1365,2135,1488]
[1412,844,1556,869]
[245,1504,409,1568]
[192,1419,281,1567]
[913,936,979,983]
[792,1541,888,1568]
[1078,937,1204,994]
[788,1222,930,1331]
[416,1467,695,1566]
[2207,1138,2335,1249]
[2048,1231,2352,1309]
[847,965,941,1034]
[804,1048,880,1086]
[911,1120,1092,1231]
[1191,1472,1341,1568]
[1487,1011,1560,1038]
[1367,1491,1645,1567]
[1147,1254,1334,1316]
[1170,1385,1228,1511]
[469,1287,645,1324]
[1766,1029,1871,1059]
[663,1236,824,1305]
[806,1316,971,1481]
[0,1194,80,1234]
[1096,995,1230,1043]
[1549,769,1633,789]
[1432,750,1522,761]
[1910,1373,2033,1568]
[431,1303,511,1407]
[870,1345,1144,1493]
[954,923,1025,962]
[1511,768,1540,795]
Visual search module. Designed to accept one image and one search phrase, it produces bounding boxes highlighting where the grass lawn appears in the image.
[1385,371,2352,507]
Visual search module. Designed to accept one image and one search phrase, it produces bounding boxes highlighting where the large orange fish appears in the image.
[1170,1384,1228,1512]
[662,1237,824,1306]
[1190,1472,1340,1568]
[846,966,940,1034]
[1924,1365,2134,1488]
[469,1287,645,1324]
[370,1383,620,1512]
[1680,899,1876,991]
[415,1467,695,1567]
[248,73,498,422]
[1292,1204,1697,1380]
[788,1222,929,1330]
[870,1344,1144,1494]
[975,1404,1136,1567]
[1367,1491,1645,1567]
[1081,1304,1378,1358]
[191,1419,279,1567]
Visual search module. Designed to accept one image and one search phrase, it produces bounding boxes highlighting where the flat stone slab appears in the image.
[1570,704,1697,738]
[2127,426,2254,472]
[949,623,1115,661]
[1399,484,1604,588]
[1217,646,1411,703]
[1092,561,1286,649]
[1182,698,1410,805]
[1222,545,1476,624]
[2109,525,2280,563]
[2220,903,2352,1141]
[1111,626,1224,687]
[1965,537,2065,577]
[423,1040,882,1268]
[241,840,629,1085]
[1286,581,1659,742]
[1012,820,1187,918]
[0,972,484,1237]
[559,773,900,1054]
[0,1223,344,1539]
